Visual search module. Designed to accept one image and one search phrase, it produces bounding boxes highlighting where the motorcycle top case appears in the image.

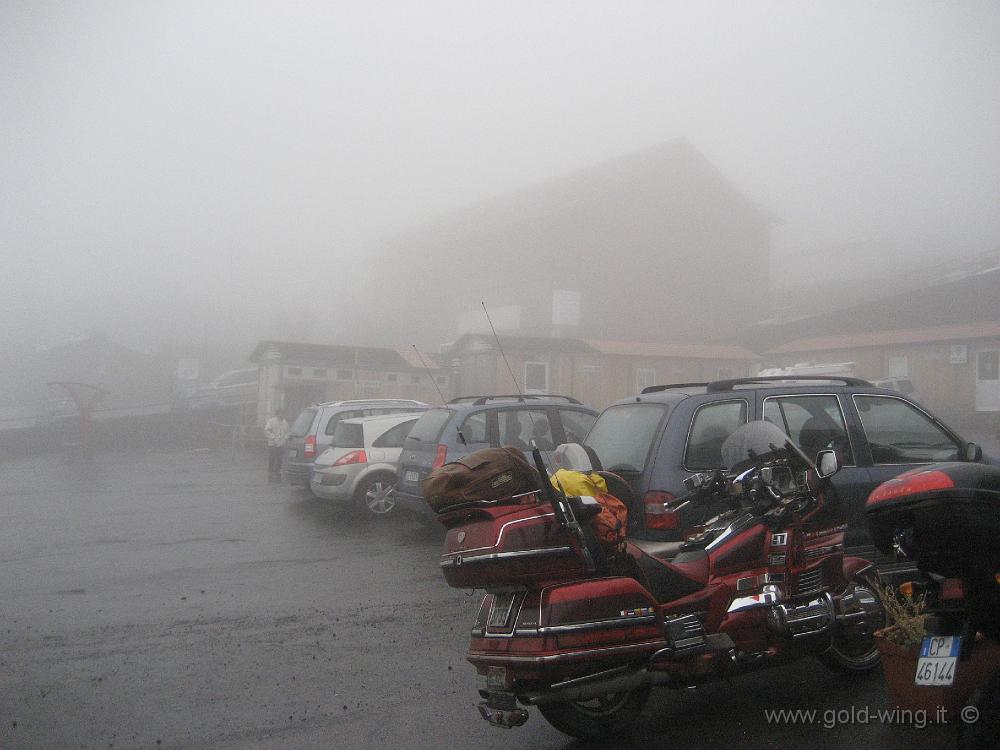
[865,462,1000,562]
[421,446,542,514]
[438,500,588,589]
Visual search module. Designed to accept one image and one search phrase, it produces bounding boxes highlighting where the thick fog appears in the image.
[3,1,999,356]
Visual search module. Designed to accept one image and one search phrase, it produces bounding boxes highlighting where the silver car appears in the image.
[309,412,422,516]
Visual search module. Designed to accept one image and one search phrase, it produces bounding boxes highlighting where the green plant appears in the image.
[874,584,928,648]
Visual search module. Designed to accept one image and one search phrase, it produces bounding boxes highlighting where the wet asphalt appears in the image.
[0,448,962,749]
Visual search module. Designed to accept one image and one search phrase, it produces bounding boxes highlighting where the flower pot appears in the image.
[876,628,1000,720]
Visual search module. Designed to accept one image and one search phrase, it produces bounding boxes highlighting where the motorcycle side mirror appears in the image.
[965,442,983,462]
[815,449,840,479]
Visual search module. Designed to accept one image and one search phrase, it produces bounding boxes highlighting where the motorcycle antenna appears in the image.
[482,301,523,399]
[411,344,448,405]
[482,301,544,452]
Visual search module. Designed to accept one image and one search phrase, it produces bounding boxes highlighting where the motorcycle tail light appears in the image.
[939,578,966,601]
[644,491,680,530]
[867,469,954,504]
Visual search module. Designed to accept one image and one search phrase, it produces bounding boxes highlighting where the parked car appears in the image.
[394,394,599,518]
[282,399,429,486]
[309,413,421,515]
[581,375,983,549]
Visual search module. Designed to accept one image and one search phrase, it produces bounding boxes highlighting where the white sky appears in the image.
[2,1,999,352]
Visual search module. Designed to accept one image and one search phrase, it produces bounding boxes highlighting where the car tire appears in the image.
[355,474,397,517]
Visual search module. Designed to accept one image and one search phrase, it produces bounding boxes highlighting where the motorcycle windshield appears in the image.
[720,421,813,473]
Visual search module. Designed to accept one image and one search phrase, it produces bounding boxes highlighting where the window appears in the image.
[289,408,317,437]
[410,374,421,385]
[372,419,418,448]
[635,367,656,392]
[312,368,327,379]
[585,403,667,474]
[978,350,999,381]
[854,395,960,464]
[324,409,364,435]
[287,367,303,377]
[402,409,453,448]
[331,421,364,449]
[887,356,909,378]
[435,375,447,386]
[524,362,548,393]
[336,369,354,381]
[458,412,488,445]
[558,409,598,444]
[386,373,398,383]
[499,410,549,451]
[763,395,854,465]
[685,400,749,470]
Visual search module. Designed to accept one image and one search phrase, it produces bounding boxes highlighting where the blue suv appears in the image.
[582,376,983,549]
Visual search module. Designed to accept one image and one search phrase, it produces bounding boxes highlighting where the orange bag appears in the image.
[550,469,628,556]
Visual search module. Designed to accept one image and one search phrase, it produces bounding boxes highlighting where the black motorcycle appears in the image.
[866,462,1000,749]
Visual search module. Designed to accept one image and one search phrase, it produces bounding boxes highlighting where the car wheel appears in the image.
[356,475,397,516]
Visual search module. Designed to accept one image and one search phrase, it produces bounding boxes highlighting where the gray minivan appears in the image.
[282,399,428,486]
[394,395,598,518]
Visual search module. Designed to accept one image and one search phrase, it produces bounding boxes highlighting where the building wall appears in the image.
[450,348,758,410]
[256,362,448,424]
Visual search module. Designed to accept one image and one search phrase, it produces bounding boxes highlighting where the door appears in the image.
[852,394,964,544]
[975,349,1000,412]
[761,394,869,545]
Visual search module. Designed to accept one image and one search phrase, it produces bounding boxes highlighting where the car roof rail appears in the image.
[640,382,710,394]
[706,375,874,392]
[447,394,582,406]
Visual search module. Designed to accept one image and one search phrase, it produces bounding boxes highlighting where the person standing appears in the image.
[264,410,290,483]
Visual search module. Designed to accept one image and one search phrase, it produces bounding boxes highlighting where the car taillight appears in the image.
[867,469,955,504]
[644,491,680,530]
[332,450,367,466]
[432,444,448,469]
[304,435,317,459]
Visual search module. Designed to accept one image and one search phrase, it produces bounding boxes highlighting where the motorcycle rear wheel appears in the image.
[819,579,884,674]
[536,685,650,739]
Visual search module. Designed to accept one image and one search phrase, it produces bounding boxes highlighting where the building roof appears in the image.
[249,341,414,370]
[585,339,759,360]
[445,333,600,356]
[767,323,1000,354]
[394,347,441,371]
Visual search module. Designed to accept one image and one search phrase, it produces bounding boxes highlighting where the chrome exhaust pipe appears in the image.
[522,666,653,705]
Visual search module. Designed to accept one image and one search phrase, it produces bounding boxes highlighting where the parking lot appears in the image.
[0,448,960,749]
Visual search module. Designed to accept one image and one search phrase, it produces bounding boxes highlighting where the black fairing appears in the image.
[865,462,1000,578]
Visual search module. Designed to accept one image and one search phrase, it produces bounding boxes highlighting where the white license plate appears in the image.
[486,666,509,691]
[404,470,419,483]
[287,448,297,458]
[915,635,961,686]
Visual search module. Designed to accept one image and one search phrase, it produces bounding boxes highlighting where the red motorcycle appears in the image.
[433,421,886,739]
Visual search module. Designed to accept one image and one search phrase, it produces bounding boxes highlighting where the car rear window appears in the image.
[289,408,317,437]
[331,422,364,449]
[403,408,454,448]
[585,403,667,474]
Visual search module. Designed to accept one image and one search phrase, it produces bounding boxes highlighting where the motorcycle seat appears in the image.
[627,542,709,603]
[629,539,685,560]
